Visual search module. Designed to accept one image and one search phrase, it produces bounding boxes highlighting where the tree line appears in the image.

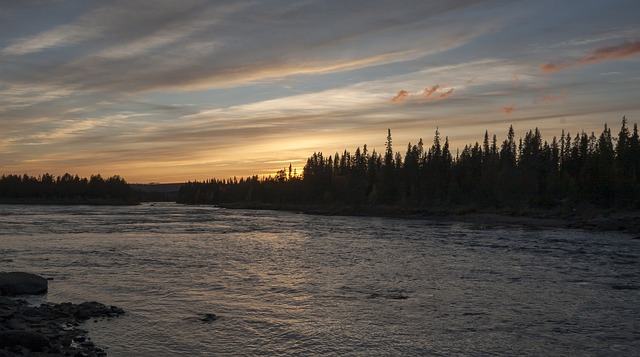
[178,117,640,209]
[0,173,133,203]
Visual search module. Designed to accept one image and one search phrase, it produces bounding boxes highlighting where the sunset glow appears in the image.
[1,1,639,183]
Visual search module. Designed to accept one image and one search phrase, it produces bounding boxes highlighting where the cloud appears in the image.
[501,105,514,114]
[0,0,500,97]
[541,40,640,73]
[3,24,101,56]
[420,85,440,99]
[390,90,411,104]
[512,73,520,86]
[534,90,567,104]
[390,85,454,104]
[2,1,216,56]
[4,1,640,182]
[436,88,454,100]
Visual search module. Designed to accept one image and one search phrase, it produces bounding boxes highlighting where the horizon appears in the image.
[4,118,636,186]
[1,1,639,183]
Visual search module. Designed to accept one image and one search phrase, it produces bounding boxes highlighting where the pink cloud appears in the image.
[535,90,567,104]
[390,90,410,104]
[436,88,454,100]
[501,106,515,115]
[540,62,568,73]
[390,85,454,105]
[541,40,640,73]
[420,85,440,99]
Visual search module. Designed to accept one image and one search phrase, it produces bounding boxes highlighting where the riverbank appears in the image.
[217,202,640,236]
[0,198,138,205]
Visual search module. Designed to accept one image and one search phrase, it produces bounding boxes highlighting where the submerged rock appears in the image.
[0,272,48,296]
[200,313,219,323]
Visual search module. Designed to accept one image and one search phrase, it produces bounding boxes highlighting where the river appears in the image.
[0,203,638,356]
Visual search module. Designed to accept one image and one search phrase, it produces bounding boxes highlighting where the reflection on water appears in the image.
[0,203,638,356]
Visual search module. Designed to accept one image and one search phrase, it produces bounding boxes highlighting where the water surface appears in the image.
[0,203,638,356]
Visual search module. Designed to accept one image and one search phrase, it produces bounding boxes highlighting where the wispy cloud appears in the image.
[436,88,454,100]
[534,90,567,104]
[390,90,410,104]
[3,23,101,56]
[389,85,454,104]
[501,105,515,114]
[0,0,500,98]
[541,40,640,73]
[2,1,217,56]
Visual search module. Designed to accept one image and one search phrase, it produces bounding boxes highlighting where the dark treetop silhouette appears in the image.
[2,118,638,211]
[0,173,135,204]
[177,117,640,210]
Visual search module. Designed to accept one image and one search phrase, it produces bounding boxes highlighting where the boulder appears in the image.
[0,330,51,352]
[0,272,48,296]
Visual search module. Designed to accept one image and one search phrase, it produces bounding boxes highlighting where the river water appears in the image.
[0,203,638,356]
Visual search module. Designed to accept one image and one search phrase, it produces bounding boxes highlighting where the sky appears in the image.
[1,0,639,183]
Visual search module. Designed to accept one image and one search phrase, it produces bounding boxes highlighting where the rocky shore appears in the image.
[0,272,124,357]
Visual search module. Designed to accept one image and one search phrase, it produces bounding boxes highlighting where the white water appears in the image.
[0,203,638,356]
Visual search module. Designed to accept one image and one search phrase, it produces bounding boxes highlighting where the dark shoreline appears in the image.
[2,199,637,236]
[0,198,139,206]
[216,202,640,236]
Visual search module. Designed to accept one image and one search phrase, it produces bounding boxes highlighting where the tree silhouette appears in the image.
[174,117,640,210]
[0,173,133,203]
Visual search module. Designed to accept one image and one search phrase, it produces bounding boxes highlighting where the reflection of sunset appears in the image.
[1,2,639,182]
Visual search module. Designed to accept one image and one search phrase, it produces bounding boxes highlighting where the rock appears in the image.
[387,293,409,300]
[73,301,124,321]
[1,299,124,356]
[0,272,48,296]
[367,289,409,300]
[0,297,19,307]
[0,277,124,357]
[0,349,21,357]
[200,313,219,323]
[0,330,51,352]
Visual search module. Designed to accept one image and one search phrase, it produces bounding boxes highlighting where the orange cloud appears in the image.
[390,90,410,104]
[541,40,640,73]
[420,85,440,99]
[436,88,454,100]
[501,106,514,114]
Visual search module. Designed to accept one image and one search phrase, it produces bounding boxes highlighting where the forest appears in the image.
[0,173,133,204]
[2,118,638,210]
[177,117,640,210]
